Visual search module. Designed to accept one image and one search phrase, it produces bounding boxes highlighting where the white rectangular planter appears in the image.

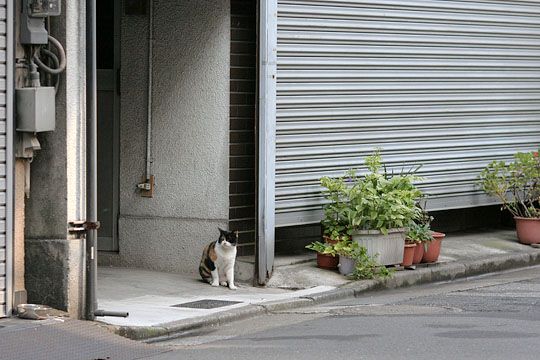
[352,228,406,266]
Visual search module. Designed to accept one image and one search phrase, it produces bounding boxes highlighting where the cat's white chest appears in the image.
[214,244,236,272]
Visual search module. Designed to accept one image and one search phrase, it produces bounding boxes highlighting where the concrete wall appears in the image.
[24,0,87,318]
[100,0,230,274]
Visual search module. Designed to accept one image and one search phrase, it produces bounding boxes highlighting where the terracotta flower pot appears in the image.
[317,253,339,270]
[402,243,416,267]
[422,232,446,263]
[412,242,424,265]
[515,217,540,245]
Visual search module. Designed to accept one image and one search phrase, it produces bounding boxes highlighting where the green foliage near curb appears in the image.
[306,238,394,280]
[349,246,394,280]
[479,149,540,218]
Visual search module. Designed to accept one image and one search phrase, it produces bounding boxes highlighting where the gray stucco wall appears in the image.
[101,0,230,274]
[24,0,87,318]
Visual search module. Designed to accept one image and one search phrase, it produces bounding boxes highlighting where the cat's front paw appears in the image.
[228,284,237,290]
[220,281,228,287]
[211,281,220,287]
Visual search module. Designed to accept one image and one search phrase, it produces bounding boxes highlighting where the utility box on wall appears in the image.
[16,87,56,132]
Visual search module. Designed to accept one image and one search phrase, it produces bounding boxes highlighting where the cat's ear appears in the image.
[218,227,227,235]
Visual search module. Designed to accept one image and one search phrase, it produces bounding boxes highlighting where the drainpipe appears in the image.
[146,0,153,181]
[85,0,127,320]
[137,0,154,196]
[85,0,98,321]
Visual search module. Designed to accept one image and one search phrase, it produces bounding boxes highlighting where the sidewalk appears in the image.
[93,228,540,341]
[0,317,167,360]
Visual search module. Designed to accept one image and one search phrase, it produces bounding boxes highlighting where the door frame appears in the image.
[97,0,121,252]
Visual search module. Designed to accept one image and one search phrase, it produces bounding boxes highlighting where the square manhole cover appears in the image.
[172,299,242,309]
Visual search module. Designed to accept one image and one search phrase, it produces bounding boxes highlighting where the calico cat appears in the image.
[199,228,239,290]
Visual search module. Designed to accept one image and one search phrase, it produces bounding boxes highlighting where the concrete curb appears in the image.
[113,305,266,342]
[110,249,540,341]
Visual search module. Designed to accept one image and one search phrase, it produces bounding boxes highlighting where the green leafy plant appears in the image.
[320,150,423,236]
[333,239,360,257]
[333,239,394,280]
[406,222,433,244]
[320,175,350,241]
[305,241,337,257]
[479,150,540,218]
[307,238,394,280]
[349,246,394,280]
[406,202,435,243]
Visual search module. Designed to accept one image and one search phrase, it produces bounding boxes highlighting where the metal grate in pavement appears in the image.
[171,299,242,309]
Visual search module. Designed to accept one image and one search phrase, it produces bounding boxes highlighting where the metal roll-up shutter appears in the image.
[275,0,540,226]
[0,0,10,317]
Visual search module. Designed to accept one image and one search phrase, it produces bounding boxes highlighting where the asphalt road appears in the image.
[150,266,540,360]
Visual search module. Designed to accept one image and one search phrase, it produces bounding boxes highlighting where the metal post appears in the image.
[257,0,277,285]
[85,0,98,321]
[85,0,128,321]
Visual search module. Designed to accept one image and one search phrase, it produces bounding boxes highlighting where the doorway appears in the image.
[96,0,120,251]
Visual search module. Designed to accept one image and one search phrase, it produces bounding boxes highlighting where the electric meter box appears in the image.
[16,87,56,132]
[28,0,61,17]
[21,0,62,44]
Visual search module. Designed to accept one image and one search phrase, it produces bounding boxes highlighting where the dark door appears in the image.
[97,0,120,251]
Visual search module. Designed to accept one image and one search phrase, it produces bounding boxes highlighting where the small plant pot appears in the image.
[402,243,416,267]
[515,217,540,245]
[317,253,339,270]
[412,242,424,265]
[338,256,356,275]
[422,232,446,263]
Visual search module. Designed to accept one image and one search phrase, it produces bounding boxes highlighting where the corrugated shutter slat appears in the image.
[275,0,540,226]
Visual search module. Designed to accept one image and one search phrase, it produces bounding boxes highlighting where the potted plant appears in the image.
[305,241,339,270]
[320,150,422,266]
[333,239,359,275]
[479,150,540,244]
[408,202,446,264]
[405,222,432,265]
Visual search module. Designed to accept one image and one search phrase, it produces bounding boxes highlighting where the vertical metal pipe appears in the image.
[5,0,14,316]
[85,0,97,321]
[257,0,277,285]
[145,0,153,180]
